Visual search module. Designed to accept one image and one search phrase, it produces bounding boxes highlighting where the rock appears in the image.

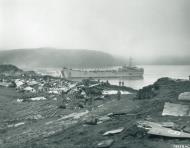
[103,127,125,136]
[137,77,190,100]
[137,85,157,99]
[178,92,190,101]
[78,103,84,108]
[97,139,114,148]
[84,116,98,125]
[58,104,66,109]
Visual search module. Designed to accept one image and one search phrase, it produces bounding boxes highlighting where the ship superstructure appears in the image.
[61,58,144,79]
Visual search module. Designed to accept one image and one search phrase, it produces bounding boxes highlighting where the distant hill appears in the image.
[0,64,23,73]
[0,48,127,68]
[0,64,24,77]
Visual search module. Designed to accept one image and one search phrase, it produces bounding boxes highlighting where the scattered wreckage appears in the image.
[137,121,190,138]
[0,64,141,147]
[178,92,190,101]
[103,127,125,136]
[97,139,114,148]
[162,102,190,116]
[136,91,190,139]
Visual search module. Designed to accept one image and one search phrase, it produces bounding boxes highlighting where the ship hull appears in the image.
[62,69,144,79]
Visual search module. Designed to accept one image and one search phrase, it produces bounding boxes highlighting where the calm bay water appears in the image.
[100,65,190,89]
[30,65,190,90]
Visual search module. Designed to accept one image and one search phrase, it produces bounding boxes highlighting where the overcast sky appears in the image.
[0,0,190,60]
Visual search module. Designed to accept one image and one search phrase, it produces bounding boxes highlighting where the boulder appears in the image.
[84,116,98,125]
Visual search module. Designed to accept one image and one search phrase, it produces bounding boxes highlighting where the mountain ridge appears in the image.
[0,48,127,68]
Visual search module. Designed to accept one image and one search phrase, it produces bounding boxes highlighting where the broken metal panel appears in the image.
[148,127,190,138]
[103,127,124,136]
[162,102,190,116]
[138,121,190,138]
[97,139,114,148]
[178,92,190,101]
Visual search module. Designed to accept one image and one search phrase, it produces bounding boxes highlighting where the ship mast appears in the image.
[129,57,132,67]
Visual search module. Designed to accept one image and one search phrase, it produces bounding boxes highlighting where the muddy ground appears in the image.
[1,77,190,148]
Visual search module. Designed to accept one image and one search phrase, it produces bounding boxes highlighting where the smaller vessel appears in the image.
[61,57,144,79]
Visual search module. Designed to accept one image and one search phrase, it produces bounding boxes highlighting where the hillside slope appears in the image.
[0,48,126,68]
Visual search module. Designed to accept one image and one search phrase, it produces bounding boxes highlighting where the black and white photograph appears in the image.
[0,0,190,147]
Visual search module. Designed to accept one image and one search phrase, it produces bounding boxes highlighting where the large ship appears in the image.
[61,58,144,79]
